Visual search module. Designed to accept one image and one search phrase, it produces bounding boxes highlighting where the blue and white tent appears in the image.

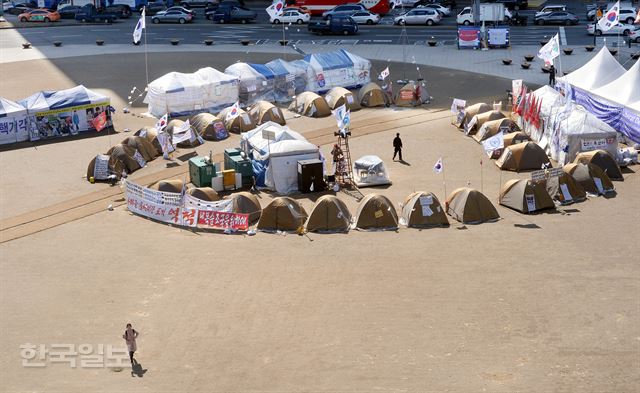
[265,59,308,103]
[19,85,111,141]
[300,50,371,93]
[224,63,275,106]
[0,97,29,145]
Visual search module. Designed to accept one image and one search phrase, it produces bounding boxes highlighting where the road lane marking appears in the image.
[51,35,83,38]
[559,26,567,46]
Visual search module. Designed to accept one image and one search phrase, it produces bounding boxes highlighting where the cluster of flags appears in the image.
[512,83,543,129]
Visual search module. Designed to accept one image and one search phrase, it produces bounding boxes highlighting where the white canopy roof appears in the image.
[591,58,640,111]
[0,97,26,116]
[563,47,626,91]
[241,121,308,158]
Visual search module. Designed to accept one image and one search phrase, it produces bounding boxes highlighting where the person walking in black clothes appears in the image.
[393,133,403,161]
[549,65,556,86]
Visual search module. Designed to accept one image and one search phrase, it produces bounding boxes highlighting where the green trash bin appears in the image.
[189,157,217,188]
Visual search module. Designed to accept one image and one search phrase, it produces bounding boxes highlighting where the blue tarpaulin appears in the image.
[303,50,354,71]
[248,63,276,80]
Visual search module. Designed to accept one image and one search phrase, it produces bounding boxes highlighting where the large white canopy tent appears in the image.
[0,98,29,145]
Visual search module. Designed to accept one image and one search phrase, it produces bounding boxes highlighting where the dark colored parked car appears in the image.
[204,0,242,17]
[102,4,132,18]
[534,11,578,25]
[308,16,358,35]
[489,0,528,10]
[6,2,34,15]
[58,4,81,18]
[75,4,117,22]
[212,5,256,23]
[322,4,366,20]
[178,0,217,8]
[143,1,167,15]
[164,5,196,17]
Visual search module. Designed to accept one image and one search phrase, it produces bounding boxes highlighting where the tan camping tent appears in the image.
[149,179,184,193]
[563,163,615,195]
[395,81,421,107]
[120,136,159,162]
[305,195,352,233]
[473,118,520,142]
[166,119,203,148]
[134,126,163,155]
[288,92,332,117]
[219,106,256,133]
[400,191,449,228]
[106,143,141,174]
[358,82,390,107]
[187,187,220,201]
[227,192,262,223]
[189,113,229,140]
[503,131,530,147]
[499,179,555,214]
[248,101,286,126]
[325,87,360,111]
[466,110,505,136]
[354,194,398,230]
[496,142,551,172]
[546,172,586,204]
[445,187,499,224]
[574,150,623,181]
[257,197,308,232]
[458,103,492,129]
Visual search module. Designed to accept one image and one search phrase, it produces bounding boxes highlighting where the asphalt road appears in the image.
[2,4,605,47]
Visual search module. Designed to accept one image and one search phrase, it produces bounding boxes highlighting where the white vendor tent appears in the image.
[561,47,626,91]
[224,63,275,106]
[300,50,371,93]
[265,58,308,103]
[352,155,391,187]
[241,121,307,157]
[0,97,29,145]
[19,85,111,141]
[145,67,238,118]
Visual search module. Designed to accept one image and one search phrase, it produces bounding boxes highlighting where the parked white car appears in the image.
[394,8,441,25]
[349,10,381,24]
[587,22,634,36]
[628,26,640,43]
[535,4,566,18]
[270,9,310,24]
[587,7,637,23]
[417,4,451,16]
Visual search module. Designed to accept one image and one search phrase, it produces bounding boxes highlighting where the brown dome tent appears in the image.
[248,101,286,126]
[563,163,615,195]
[354,194,398,231]
[458,103,492,129]
[134,126,163,155]
[499,179,555,214]
[149,179,184,193]
[257,197,308,232]
[400,191,449,228]
[86,153,127,181]
[219,106,256,133]
[445,187,499,224]
[546,172,586,204]
[305,195,352,233]
[395,81,421,107]
[187,187,220,201]
[496,142,551,172]
[466,110,505,136]
[473,118,520,143]
[120,136,159,162]
[189,113,229,141]
[106,143,142,174]
[358,82,390,107]
[288,92,332,118]
[325,87,360,111]
[503,131,530,147]
[574,150,623,181]
[228,192,262,223]
[166,119,203,148]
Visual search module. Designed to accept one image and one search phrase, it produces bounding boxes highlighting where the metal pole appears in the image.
[144,7,149,87]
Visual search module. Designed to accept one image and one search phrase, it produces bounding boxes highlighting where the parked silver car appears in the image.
[152,9,194,24]
[349,10,381,24]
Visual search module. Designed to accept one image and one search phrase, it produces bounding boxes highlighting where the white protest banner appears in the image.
[525,194,536,212]
[172,121,193,145]
[183,194,233,212]
[419,195,433,206]
[450,98,466,115]
[580,137,615,151]
[593,177,604,194]
[421,205,434,217]
[93,154,110,180]
[531,167,564,181]
[133,150,146,168]
[482,132,504,154]
[123,179,196,227]
[198,210,249,231]
[560,183,572,202]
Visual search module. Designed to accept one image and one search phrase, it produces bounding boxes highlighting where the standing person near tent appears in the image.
[596,7,603,20]
[122,323,139,365]
[72,110,80,132]
[331,144,345,175]
[549,65,556,86]
[393,133,403,161]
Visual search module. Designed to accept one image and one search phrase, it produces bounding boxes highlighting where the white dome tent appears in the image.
[352,155,391,188]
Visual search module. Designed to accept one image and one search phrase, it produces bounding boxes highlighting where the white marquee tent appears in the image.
[591,58,640,112]
[0,97,29,145]
[145,67,238,118]
[561,47,626,91]
[224,63,275,106]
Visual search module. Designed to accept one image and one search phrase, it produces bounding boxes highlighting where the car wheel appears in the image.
[81,18,87,23]
[179,18,185,24]
[152,18,159,24]
[565,20,571,26]
[20,17,27,22]
[273,18,280,24]
[366,19,373,25]
[595,29,602,36]
[623,29,630,36]
[44,17,50,22]
[636,37,640,43]
[296,19,303,24]
[626,18,634,24]
[426,19,433,26]
[219,19,225,23]
[399,19,405,25]
[463,20,470,26]
[537,19,543,25]
[241,19,246,24]
[343,30,349,35]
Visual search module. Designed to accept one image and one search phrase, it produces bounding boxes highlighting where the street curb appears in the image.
[0,21,113,29]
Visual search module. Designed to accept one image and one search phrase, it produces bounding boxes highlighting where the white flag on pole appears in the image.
[266,0,285,18]
[332,104,350,130]
[133,7,146,44]
[379,67,390,80]
[598,1,620,32]
[482,132,504,154]
[225,102,241,122]
[172,120,193,145]
[537,33,560,64]
[433,157,443,174]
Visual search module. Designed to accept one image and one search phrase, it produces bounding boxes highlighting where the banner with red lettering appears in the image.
[126,194,197,227]
[198,210,249,231]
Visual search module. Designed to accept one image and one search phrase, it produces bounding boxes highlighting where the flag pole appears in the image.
[442,159,447,201]
[144,7,149,88]
[480,153,483,193]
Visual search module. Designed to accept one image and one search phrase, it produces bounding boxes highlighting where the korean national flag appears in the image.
[433,157,443,174]
[133,7,146,44]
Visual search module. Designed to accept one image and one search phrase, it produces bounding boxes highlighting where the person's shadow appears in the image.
[398,159,411,166]
[131,360,147,378]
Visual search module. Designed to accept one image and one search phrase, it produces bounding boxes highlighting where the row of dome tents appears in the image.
[146,50,371,117]
[0,85,111,145]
